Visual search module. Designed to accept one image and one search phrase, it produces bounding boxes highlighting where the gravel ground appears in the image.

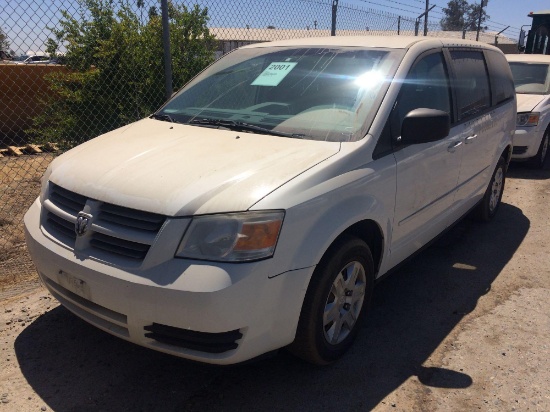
[1,162,549,412]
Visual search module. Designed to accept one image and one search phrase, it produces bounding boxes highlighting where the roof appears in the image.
[528,10,550,17]
[506,54,550,64]
[209,27,517,45]
[241,35,427,49]
[238,35,501,52]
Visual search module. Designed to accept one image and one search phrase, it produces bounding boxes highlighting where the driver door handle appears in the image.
[465,134,478,144]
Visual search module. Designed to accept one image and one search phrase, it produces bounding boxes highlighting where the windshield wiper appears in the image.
[150,113,174,123]
[189,118,305,138]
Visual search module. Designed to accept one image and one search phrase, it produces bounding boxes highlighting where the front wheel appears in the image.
[473,156,506,222]
[528,130,549,169]
[288,235,374,365]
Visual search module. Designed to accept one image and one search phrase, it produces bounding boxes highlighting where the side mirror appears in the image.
[400,108,450,145]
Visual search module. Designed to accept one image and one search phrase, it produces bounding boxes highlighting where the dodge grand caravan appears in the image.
[24,36,516,365]
[506,54,550,168]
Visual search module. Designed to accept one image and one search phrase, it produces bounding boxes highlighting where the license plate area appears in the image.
[57,270,91,300]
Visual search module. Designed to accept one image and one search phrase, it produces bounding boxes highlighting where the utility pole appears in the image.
[476,0,488,41]
[331,0,338,36]
[423,0,429,37]
[416,5,435,37]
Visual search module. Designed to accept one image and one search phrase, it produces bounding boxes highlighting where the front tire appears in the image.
[289,235,374,365]
[528,130,549,169]
[473,156,506,222]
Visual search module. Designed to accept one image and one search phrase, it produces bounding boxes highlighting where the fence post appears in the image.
[331,0,338,36]
[161,0,173,100]
[415,19,419,36]
[398,16,401,35]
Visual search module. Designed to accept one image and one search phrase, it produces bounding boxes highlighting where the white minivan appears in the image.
[506,54,550,168]
[24,36,516,365]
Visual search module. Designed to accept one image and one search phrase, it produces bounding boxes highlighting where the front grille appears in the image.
[42,183,166,262]
[513,146,528,155]
[144,323,243,353]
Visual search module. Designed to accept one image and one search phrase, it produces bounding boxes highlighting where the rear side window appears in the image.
[485,50,515,104]
[450,50,491,120]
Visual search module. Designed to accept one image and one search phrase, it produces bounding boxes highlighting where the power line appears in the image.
[356,0,524,28]
[357,0,424,16]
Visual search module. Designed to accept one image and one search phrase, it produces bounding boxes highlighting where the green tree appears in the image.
[440,0,469,31]
[440,0,489,31]
[30,0,216,149]
[0,27,10,52]
[466,2,490,32]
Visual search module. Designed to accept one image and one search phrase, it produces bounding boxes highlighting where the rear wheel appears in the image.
[289,235,374,365]
[528,130,549,169]
[473,156,506,222]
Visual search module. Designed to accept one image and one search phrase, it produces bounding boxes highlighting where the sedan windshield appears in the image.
[157,46,404,142]
[509,62,550,95]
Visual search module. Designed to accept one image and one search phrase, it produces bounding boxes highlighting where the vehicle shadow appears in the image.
[15,203,529,412]
[507,156,550,180]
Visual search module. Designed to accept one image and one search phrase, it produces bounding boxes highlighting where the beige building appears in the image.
[209,27,519,57]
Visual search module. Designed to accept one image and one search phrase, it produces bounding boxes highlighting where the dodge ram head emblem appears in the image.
[75,212,92,237]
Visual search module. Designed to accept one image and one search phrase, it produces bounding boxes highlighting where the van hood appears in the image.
[48,118,340,216]
[516,94,547,112]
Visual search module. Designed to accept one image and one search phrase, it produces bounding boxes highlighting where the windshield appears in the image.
[157,46,404,142]
[509,62,550,95]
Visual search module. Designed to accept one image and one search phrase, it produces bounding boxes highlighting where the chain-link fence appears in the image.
[0,0,519,284]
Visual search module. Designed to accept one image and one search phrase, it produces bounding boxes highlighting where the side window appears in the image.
[450,50,491,120]
[485,50,515,105]
[391,52,451,140]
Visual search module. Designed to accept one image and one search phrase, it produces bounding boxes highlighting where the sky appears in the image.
[345,0,550,38]
[1,0,549,55]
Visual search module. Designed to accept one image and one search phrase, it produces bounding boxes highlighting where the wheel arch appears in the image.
[321,219,384,277]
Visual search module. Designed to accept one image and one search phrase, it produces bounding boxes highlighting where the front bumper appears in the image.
[512,127,543,160]
[24,198,314,365]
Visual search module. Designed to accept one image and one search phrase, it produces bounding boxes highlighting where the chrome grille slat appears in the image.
[90,232,150,260]
[100,203,165,229]
[49,183,87,213]
[91,222,158,245]
[46,211,77,241]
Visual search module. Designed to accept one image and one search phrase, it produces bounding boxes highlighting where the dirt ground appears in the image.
[0,154,54,295]
[0,161,549,412]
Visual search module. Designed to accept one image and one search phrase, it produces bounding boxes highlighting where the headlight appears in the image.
[517,112,540,127]
[176,211,284,262]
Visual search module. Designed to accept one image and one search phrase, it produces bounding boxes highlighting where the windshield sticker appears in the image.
[251,62,298,86]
